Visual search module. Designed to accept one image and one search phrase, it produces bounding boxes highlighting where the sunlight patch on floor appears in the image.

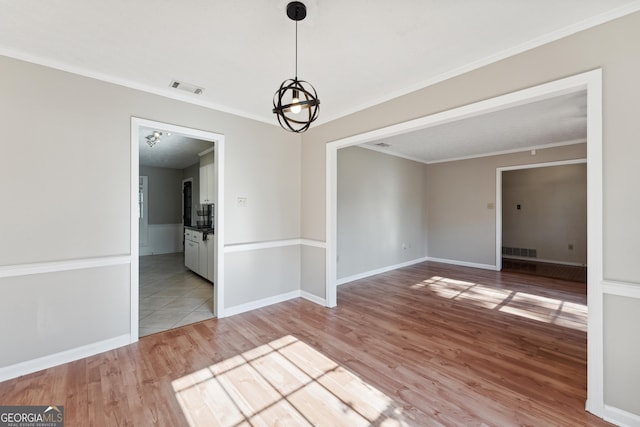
[415,276,587,331]
[498,292,587,331]
[172,335,414,426]
[417,277,511,309]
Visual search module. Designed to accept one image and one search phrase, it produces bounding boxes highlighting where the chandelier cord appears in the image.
[295,20,298,79]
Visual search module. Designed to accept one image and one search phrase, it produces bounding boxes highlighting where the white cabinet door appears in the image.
[185,239,199,273]
[185,228,213,282]
[199,150,214,204]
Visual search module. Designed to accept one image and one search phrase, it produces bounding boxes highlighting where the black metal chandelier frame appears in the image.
[272,1,320,133]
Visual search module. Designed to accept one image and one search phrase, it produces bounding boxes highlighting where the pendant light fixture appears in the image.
[272,1,320,133]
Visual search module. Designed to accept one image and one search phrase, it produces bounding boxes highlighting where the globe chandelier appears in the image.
[272,1,320,133]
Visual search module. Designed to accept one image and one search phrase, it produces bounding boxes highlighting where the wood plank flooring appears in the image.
[501,258,588,283]
[0,261,611,426]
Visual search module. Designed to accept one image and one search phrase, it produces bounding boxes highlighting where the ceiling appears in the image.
[1,0,638,128]
[362,90,587,163]
[1,2,633,165]
[138,90,587,168]
[139,127,212,169]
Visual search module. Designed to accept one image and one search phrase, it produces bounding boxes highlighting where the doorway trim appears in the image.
[325,69,603,416]
[495,158,587,271]
[131,117,226,342]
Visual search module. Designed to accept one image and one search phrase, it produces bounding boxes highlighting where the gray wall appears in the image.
[336,144,586,278]
[225,246,300,307]
[139,165,183,225]
[0,265,130,366]
[0,54,301,370]
[502,164,587,265]
[604,294,640,413]
[2,8,640,418]
[337,146,426,279]
[300,11,640,417]
[425,144,586,266]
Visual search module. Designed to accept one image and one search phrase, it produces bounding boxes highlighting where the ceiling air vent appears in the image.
[169,80,204,95]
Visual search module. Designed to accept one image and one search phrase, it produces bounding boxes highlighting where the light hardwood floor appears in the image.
[0,261,611,426]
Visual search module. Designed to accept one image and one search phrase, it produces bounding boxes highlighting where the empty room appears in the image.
[1,2,639,426]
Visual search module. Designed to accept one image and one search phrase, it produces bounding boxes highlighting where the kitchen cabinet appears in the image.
[184,229,200,273]
[199,149,214,204]
[184,228,214,282]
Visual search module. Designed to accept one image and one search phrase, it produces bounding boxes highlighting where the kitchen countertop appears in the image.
[184,225,214,234]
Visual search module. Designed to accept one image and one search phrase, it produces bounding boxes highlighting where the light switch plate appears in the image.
[237,197,247,208]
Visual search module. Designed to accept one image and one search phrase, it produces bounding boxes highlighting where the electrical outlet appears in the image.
[237,197,247,208]
[402,243,407,250]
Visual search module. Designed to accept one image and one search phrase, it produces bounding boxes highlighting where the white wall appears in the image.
[139,224,184,256]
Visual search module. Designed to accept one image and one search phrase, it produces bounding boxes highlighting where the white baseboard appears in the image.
[140,224,183,256]
[301,290,326,306]
[337,257,429,286]
[426,256,497,271]
[335,256,497,286]
[604,404,640,427]
[0,334,131,382]
[223,290,301,317]
[223,289,327,318]
[502,255,586,267]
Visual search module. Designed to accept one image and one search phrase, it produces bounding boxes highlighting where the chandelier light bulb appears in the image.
[291,91,302,114]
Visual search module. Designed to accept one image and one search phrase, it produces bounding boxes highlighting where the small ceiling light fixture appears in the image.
[146,131,162,147]
[272,1,320,133]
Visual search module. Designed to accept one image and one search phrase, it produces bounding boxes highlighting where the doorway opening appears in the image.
[497,159,587,283]
[183,179,193,227]
[326,69,604,416]
[131,118,225,340]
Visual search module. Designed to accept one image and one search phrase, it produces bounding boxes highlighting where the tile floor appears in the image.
[139,252,214,337]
